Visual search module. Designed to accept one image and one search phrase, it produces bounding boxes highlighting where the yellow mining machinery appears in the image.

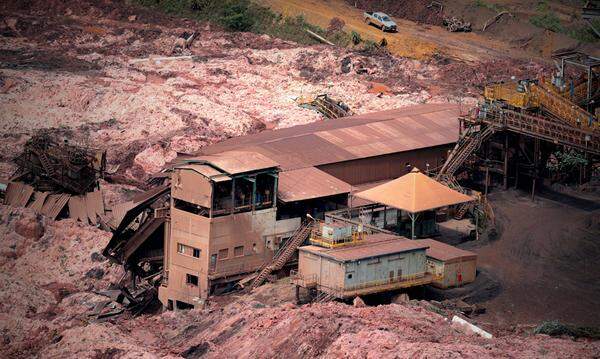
[484,79,598,131]
[483,52,599,132]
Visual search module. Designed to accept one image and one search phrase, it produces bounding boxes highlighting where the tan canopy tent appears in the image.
[354,167,474,239]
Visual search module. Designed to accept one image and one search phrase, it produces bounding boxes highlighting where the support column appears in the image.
[272,174,278,209]
[383,206,387,228]
[503,134,509,189]
[587,67,592,112]
[230,178,235,214]
[484,166,489,196]
[250,177,257,212]
[408,212,418,240]
[533,137,540,202]
[514,160,519,190]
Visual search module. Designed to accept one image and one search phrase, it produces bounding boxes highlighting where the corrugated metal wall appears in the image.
[442,259,477,288]
[316,144,452,185]
[343,250,427,289]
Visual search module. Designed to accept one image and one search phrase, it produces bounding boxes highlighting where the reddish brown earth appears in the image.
[466,189,600,328]
[0,0,548,182]
[0,0,598,358]
[2,204,599,358]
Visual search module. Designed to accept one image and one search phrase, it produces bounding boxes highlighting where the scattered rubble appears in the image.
[443,17,472,32]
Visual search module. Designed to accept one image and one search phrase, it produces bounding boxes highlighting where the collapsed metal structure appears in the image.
[298,94,353,119]
[103,185,171,283]
[12,133,106,195]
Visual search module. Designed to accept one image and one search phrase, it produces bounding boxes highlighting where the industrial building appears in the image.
[156,104,478,308]
[99,103,480,309]
[414,239,477,288]
[294,233,432,299]
[196,103,460,186]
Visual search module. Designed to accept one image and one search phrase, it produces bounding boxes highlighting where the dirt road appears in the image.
[258,0,532,62]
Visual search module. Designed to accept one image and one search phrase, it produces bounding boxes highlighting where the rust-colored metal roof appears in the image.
[300,233,428,262]
[40,193,71,220]
[176,164,232,182]
[278,167,352,202]
[355,167,473,213]
[414,239,477,263]
[5,182,34,207]
[197,104,460,171]
[184,150,279,175]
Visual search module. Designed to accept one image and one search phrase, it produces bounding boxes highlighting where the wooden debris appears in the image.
[129,55,195,64]
[306,29,335,46]
[483,11,511,32]
[28,191,49,212]
[185,31,197,49]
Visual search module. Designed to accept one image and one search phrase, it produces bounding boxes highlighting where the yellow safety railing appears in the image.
[308,219,368,249]
[309,231,365,248]
[293,271,432,298]
[483,80,598,131]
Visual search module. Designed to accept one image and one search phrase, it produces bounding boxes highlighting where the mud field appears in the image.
[1,0,599,357]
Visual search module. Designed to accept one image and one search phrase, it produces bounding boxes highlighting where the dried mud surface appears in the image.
[1,1,594,358]
[0,0,547,181]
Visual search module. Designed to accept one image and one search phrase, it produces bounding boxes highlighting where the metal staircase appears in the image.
[37,151,55,177]
[249,220,313,290]
[531,82,598,131]
[311,94,352,119]
[314,291,336,303]
[436,125,496,180]
[454,202,471,220]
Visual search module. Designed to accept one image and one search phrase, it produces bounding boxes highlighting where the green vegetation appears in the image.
[530,12,563,33]
[132,0,356,47]
[546,149,588,173]
[565,18,600,43]
[473,0,596,42]
[530,1,562,32]
[534,321,600,339]
[528,0,598,42]
[351,30,362,45]
[473,0,505,13]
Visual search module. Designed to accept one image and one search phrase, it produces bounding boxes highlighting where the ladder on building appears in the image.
[436,125,496,180]
[248,220,314,290]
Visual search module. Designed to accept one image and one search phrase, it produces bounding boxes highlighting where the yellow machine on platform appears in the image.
[484,79,598,132]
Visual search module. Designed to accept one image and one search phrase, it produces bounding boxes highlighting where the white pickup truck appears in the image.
[363,12,397,32]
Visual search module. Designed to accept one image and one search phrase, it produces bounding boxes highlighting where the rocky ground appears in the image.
[2,204,599,358]
[0,0,596,358]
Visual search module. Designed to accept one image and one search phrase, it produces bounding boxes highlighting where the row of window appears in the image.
[217,245,247,260]
[177,243,201,258]
[178,243,257,261]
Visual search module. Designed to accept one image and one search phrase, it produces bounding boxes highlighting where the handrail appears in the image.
[293,271,431,298]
